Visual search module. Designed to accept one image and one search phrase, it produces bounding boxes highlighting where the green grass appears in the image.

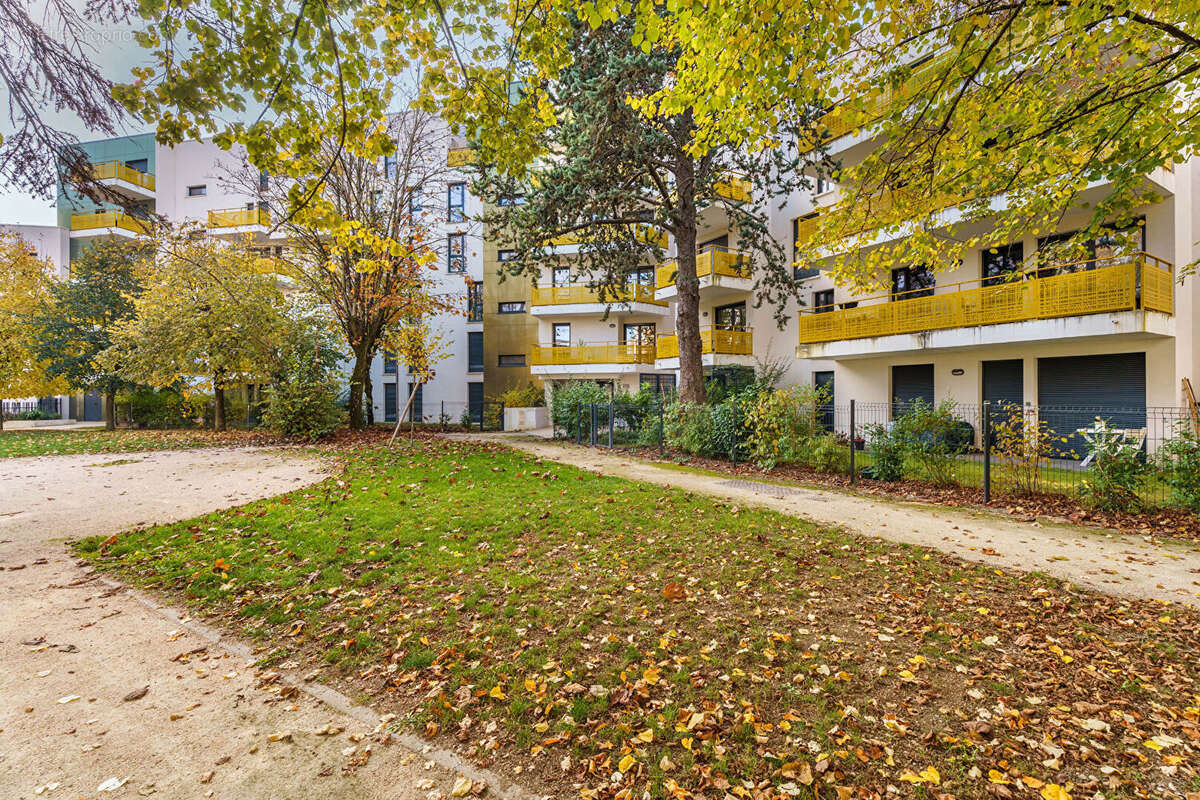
[0,428,263,459]
[76,438,1200,799]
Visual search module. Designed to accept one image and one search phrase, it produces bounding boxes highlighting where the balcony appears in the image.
[208,207,272,237]
[529,343,656,376]
[655,326,754,368]
[715,173,751,203]
[69,211,152,240]
[796,253,1174,359]
[546,225,669,251]
[530,283,667,316]
[90,161,156,199]
[448,147,476,167]
[655,247,752,301]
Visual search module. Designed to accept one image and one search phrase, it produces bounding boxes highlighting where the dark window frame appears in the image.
[498,354,526,367]
[552,322,571,347]
[497,301,526,314]
[813,289,835,313]
[186,184,207,197]
[890,265,935,300]
[447,182,467,222]
[467,331,484,373]
[447,233,466,274]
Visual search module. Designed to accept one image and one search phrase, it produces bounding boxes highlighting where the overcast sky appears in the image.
[0,4,151,225]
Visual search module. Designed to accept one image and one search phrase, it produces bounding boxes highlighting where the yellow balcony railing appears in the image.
[655,247,750,289]
[547,224,668,249]
[91,161,155,191]
[448,147,476,167]
[655,326,753,359]
[70,211,152,235]
[715,173,752,203]
[530,343,656,366]
[794,184,972,254]
[208,207,269,228]
[530,283,666,307]
[797,253,1173,345]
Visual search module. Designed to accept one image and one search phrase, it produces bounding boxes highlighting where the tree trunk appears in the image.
[213,385,226,432]
[347,341,372,429]
[673,158,706,405]
[365,371,375,426]
[104,390,116,431]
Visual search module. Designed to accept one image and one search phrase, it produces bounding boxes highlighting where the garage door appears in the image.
[1037,352,1146,458]
[891,364,934,416]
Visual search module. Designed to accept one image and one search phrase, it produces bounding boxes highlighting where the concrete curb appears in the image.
[93,573,537,800]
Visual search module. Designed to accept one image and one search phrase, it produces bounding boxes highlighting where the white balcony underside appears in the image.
[531,363,654,377]
[529,301,668,317]
[97,177,155,201]
[653,353,757,371]
[69,226,140,240]
[209,224,271,239]
[654,274,754,303]
[796,310,1174,361]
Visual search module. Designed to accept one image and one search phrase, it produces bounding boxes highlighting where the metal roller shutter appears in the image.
[891,364,934,415]
[983,360,1024,410]
[1037,352,1146,458]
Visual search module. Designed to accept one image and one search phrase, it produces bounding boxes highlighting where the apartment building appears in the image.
[4,129,487,424]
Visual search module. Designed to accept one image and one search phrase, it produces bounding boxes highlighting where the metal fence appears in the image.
[382,399,504,431]
[560,395,1200,510]
[2,397,64,420]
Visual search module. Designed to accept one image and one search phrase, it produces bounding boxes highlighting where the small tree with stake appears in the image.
[474,13,827,405]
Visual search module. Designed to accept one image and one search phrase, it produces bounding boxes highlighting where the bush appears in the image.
[864,423,904,481]
[127,388,203,429]
[803,433,849,474]
[1158,422,1200,512]
[261,340,344,441]
[891,399,970,485]
[662,394,750,459]
[15,409,50,420]
[989,403,1069,496]
[550,381,609,439]
[494,382,545,408]
[743,385,827,470]
[1080,418,1146,512]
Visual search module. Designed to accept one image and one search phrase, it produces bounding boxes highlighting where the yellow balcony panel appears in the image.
[547,224,667,250]
[655,248,750,289]
[797,253,1173,346]
[90,160,156,193]
[715,173,752,203]
[656,326,753,359]
[70,211,151,237]
[530,283,666,308]
[448,147,476,167]
[208,207,270,229]
[530,343,656,366]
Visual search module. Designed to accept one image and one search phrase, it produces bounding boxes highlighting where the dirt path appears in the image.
[483,436,1200,608]
[0,448,503,800]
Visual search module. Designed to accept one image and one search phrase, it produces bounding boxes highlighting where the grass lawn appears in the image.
[76,438,1200,800]
[0,428,271,459]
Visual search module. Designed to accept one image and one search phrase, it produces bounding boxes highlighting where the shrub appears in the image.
[127,388,203,429]
[891,399,971,485]
[15,409,50,420]
[864,423,904,481]
[989,403,1069,496]
[550,381,610,439]
[1080,418,1146,512]
[803,433,849,474]
[261,331,344,441]
[494,382,545,408]
[743,384,827,470]
[1157,422,1200,512]
[662,402,716,457]
[460,409,473,430]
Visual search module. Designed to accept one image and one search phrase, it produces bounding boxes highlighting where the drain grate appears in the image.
[717,479,805,498]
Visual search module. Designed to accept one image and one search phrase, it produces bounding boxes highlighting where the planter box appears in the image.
[504,406,549,432]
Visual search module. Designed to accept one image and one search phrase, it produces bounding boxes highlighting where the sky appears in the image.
[0,2,150,225]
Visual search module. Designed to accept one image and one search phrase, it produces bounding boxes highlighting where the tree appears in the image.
[475,14,819,404]
[1,0,128,198]
[261,297,346,441]
[32,240,146,430]
[582,0,1200,284]
[222,108,463,428]
[0,234,66,428]
[104,233,285,432]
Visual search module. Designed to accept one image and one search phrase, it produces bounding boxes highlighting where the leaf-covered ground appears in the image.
[0,428,276,459]
[76,439,1200,800]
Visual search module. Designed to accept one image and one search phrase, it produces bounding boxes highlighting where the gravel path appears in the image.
[0,448,497,800]
[484,436,1200,608]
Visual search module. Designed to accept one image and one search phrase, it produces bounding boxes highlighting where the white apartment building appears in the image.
[7,128,484,424]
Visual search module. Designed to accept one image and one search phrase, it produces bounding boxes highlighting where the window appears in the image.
[467,282,483,322]
[384,383,398,423]
[552,266,571,286]
[628,267,654,286]
[982,242,1024,286]
[259,171,270,191]
[640,374,676,395]
[447,182,466,222]
[498,194,526,206]
[448,233,466,273]
[468,382,484,423]
[383,155,396,179]
[552,323,571,347]
[407,384,424,422]
[498,354,526,367]
[699,234,729,252]
[714,301,746,329]
[891,265,935,300]
[623,323,656,347]
[497,249,519,262]
[1036,221,1145,276]
[813,289,835,313]
[125,158,148,172]
[468,331,484,373]
[816,176,833,196]
[383,352,397,374]
[498,301,526,314]
[186,184,207,197]
[408,190,421,215]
